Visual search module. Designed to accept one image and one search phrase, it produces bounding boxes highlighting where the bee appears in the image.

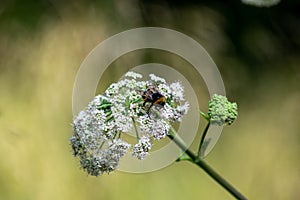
[142,86,166,113]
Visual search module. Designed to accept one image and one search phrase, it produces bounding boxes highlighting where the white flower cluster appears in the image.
[132,136,152,160]
[70,71,189,176]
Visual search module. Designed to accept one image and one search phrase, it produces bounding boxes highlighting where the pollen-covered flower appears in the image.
[208,94,238,126]
[70,71,189,176]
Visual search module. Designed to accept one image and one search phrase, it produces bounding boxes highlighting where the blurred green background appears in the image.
[1,0,299,199]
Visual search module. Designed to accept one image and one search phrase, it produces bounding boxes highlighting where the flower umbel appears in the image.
[70,71,189,176]
[208,94,238,126]
[132,136,152,160]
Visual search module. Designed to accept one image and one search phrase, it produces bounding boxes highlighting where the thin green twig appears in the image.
[198,121,210,158]
[132,117,140,140]
[168,127,247,200]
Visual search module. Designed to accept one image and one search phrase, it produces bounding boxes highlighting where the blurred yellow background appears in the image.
[0,1,299,199]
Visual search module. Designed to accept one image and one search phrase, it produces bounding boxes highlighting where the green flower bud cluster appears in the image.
[208,94,238,126]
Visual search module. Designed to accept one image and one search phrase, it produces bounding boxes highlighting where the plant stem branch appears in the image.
[198,121,210,158]
[132,117,140,140]
[168,127,247,200]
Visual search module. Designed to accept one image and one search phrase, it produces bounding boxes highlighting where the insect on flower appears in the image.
[71,71,190,176]
[142,85,166,114]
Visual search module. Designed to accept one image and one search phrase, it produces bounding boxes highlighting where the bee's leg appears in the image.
[147,103,154,114]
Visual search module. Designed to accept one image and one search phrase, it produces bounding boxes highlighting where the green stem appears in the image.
[113,131,118,139]
[131,97,143,104]
[99,103,112,109]
[132,117,140,140]
[168,128,247,200]
[99,140,106,150]
[198,121,210,158]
